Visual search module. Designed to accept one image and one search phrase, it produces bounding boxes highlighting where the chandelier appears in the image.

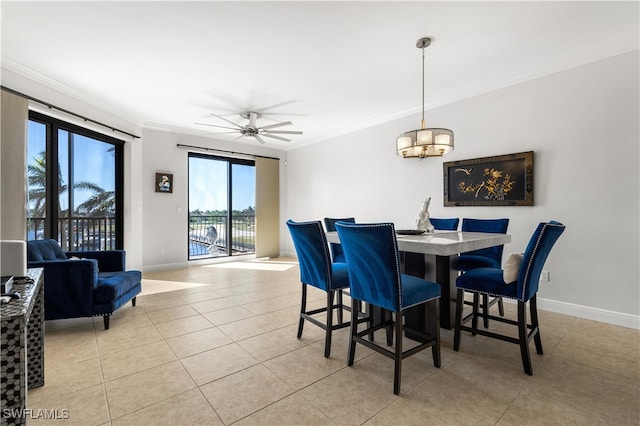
[396,37,454,159]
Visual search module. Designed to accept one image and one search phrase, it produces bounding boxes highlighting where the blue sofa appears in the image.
[27,239,142,329]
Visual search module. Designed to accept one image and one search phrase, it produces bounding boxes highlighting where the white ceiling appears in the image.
[2,1,638,150]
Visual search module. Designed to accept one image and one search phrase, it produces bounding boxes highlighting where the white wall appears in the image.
[140,128,283,270]
[282,51,640,327]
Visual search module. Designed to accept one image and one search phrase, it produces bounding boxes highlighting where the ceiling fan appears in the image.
[195,111,303,144]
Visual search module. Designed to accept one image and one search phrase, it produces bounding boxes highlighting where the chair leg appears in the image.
[347,298,359,366]
[471,293,480,335]
[324,291,334,358]
[337,289,344,325]
[430,299,441,368]
[393,311,403,395]
[385,309,393,347]
[530,295,543,355]
[297,284,307,338]
[453,289,464,351]
[131,296,137,307]
[482,296,504,327]
[103,314,110,330]
[482,294,490,328]
[367,303,375,342]
[517,300,533,375]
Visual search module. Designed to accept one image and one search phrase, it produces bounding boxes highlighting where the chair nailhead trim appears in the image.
[521,223,548,301]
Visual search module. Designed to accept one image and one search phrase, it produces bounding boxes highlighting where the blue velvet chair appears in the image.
[26,239,141,329]
[453,221,565,375]
[429,217,459,231]
[286,220,351,358]
[324,217,362,315]
[335,222,441,395]
[458,218,510,269]
[458,218,510,327]
[323,217,355,263]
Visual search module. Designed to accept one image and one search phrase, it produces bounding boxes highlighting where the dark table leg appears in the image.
[402,251,458,331]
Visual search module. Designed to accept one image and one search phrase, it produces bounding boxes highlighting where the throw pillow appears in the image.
[503,253,523,284]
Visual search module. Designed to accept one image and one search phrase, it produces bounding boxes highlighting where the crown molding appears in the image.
[1,56,146,129]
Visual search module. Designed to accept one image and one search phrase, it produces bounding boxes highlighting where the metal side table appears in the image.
[1,268,45,426]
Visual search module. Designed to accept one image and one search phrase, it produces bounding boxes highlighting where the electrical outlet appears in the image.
[540,270,549,282]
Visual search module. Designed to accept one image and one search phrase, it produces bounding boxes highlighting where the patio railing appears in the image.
[27,213,256,258]
[27,216,117,251]
[189,214,255,258]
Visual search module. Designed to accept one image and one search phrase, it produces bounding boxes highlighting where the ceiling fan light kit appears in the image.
[195,111,303,144]
[396,37,454,159]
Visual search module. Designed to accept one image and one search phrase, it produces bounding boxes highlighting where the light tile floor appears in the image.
[27,258,639,425]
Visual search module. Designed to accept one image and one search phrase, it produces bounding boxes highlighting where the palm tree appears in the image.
[27,152,115,247]
[27,152,71,241]
[27,151,69,218]
[75,182,115,216]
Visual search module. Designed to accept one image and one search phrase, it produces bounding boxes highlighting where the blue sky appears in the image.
[188,156,255,212]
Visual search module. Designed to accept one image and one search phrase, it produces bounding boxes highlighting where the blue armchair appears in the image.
[27,239,142,329]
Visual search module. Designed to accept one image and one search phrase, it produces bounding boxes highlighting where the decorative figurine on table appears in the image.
[416,196,435,233]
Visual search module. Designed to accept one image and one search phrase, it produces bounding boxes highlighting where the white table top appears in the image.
[325,230,511,257]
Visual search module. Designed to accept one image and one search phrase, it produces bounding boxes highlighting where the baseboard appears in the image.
[142,261,188,273]
[142,254,257,273]
[280,250,296,258]
[537,297,640,330]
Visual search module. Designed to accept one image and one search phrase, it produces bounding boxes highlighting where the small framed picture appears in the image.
[155,173,173,193]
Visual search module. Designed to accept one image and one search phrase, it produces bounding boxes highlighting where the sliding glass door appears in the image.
[188,153,255,259]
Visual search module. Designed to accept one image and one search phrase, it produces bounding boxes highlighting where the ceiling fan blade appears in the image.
[262,133,291,142]
[260,121,293,130]
[209,113,244,129]
[254,135,267,144]
[264,130,303,135]
[232,135,245,142]
[195,122,240,131]
[202,131,243,136]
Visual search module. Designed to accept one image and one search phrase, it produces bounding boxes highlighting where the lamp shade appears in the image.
[396,127,454,158]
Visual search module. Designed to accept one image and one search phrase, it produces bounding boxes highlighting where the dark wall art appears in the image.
[443,151,533,206]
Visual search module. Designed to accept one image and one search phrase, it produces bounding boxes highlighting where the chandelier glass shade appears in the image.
[396,37,454,159]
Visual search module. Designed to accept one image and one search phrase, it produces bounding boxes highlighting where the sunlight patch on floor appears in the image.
[140,279,209,296]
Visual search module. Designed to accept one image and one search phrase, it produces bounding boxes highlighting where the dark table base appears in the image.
[401,251,458,332]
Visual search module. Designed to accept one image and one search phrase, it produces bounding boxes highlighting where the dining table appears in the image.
[325,229,511,331]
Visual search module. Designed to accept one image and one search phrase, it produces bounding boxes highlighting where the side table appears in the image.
[1,268,45,426]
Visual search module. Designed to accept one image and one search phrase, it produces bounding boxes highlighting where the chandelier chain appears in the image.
[421,45,426,125]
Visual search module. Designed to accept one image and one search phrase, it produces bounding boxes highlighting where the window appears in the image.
[188,153,256,259]
[27,111,124,251]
